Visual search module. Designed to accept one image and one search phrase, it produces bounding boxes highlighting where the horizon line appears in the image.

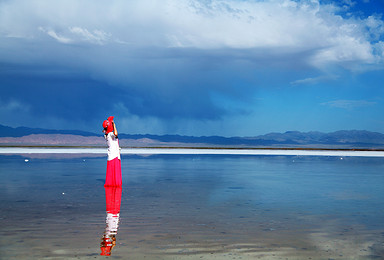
[1,147,384,157]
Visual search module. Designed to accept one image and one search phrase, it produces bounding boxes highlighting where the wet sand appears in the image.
[2,197,383,259]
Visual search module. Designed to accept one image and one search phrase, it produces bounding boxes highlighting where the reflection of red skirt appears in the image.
[105,157,122,187]
[105,187,122,214]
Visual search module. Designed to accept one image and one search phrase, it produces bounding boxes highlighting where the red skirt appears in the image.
[105,157,122,187]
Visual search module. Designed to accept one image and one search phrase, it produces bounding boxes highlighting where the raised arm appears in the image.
[113,121,118,137]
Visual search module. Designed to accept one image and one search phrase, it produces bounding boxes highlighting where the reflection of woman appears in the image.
[102,116,122,187]
[100,187,122,256]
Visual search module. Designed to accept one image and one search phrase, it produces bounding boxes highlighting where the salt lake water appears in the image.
[1,151,384,259]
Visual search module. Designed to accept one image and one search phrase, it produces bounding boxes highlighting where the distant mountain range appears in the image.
[1,124,384,149]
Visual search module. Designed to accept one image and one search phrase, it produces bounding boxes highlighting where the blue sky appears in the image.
[0,0,383,136]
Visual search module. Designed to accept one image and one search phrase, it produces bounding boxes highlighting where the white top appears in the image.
[105,132,120,161]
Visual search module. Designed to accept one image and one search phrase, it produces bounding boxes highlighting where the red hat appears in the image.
[102,116,114,134]
[102,120,109,129]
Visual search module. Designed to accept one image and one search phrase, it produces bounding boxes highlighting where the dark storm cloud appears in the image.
[0,67,116,118]
[1,0,383,134]
[0,50,236,122]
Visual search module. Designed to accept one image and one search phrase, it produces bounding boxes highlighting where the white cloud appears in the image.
[69,27,110,45]
[0,0,383,70]
[290,75,340,85]
[321,99,377,109]
[37,26,110,45]
[374,41,384,61]
[38,27,72,43]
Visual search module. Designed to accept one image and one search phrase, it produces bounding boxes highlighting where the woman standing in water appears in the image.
[102,116,122,187]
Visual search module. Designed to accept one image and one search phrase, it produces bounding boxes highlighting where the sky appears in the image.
[1,0,384,137]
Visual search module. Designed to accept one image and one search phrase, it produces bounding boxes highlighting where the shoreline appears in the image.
[1,147,384,157]
[0,144,384,151]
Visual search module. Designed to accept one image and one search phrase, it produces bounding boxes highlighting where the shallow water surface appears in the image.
[1,154,384,259]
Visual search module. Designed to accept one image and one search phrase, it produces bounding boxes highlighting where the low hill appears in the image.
[1,124,384,149]
[0,124,97,137]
